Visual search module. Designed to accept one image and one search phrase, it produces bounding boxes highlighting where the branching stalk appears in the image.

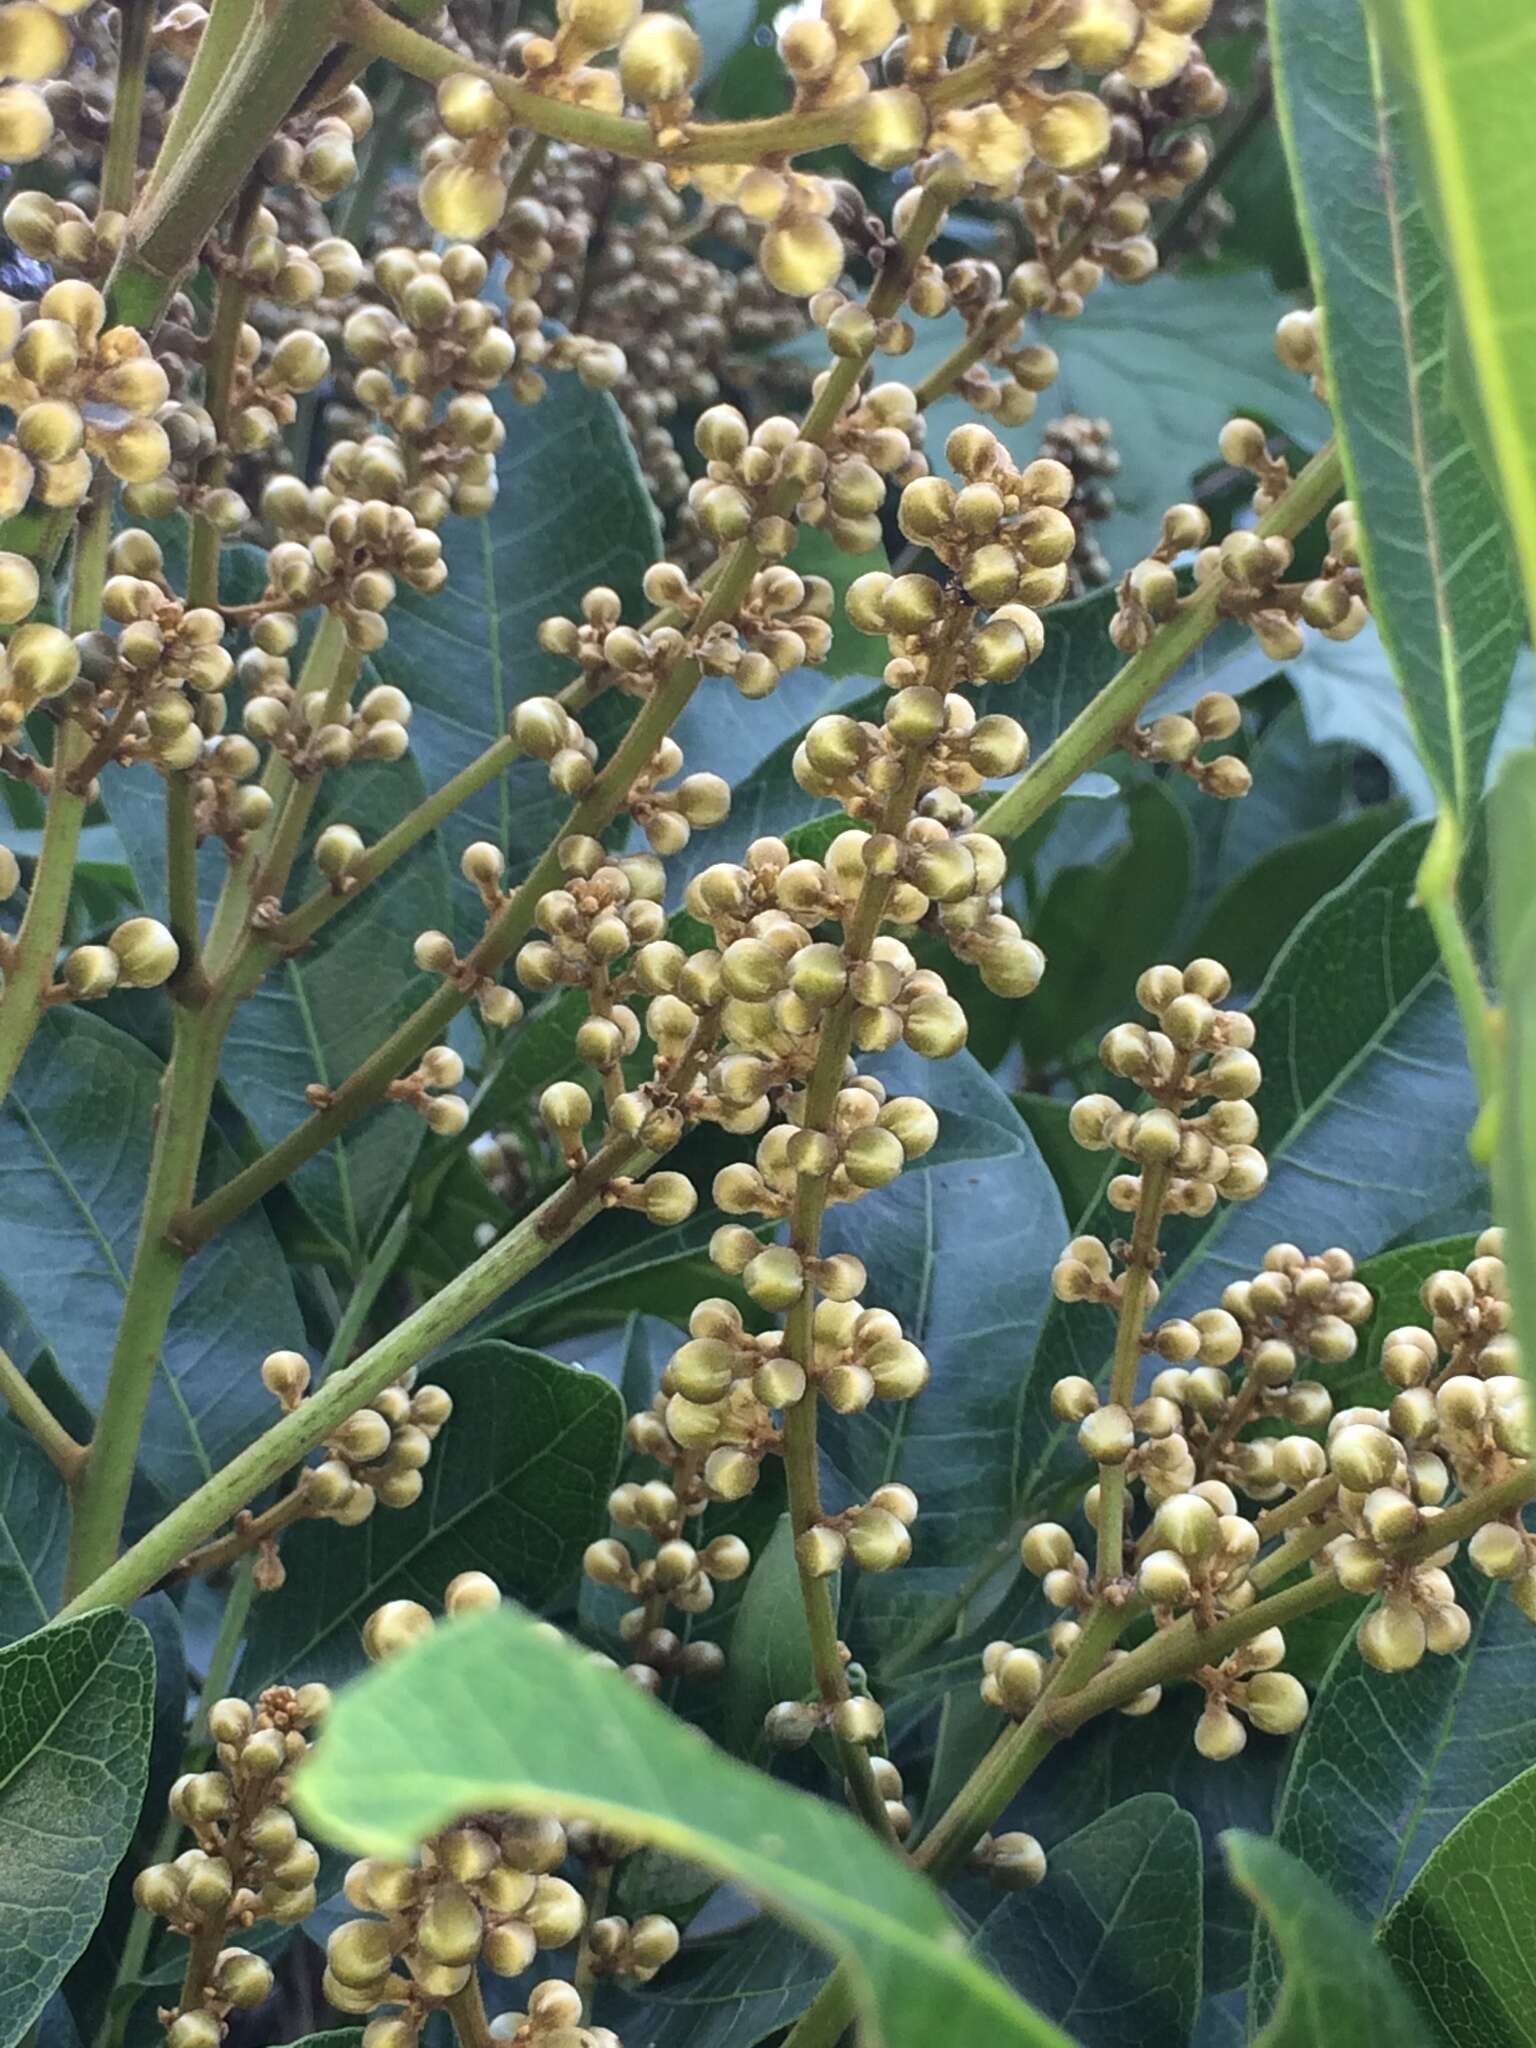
[977,440,1344,842]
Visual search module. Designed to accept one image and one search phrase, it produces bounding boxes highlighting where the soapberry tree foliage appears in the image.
[2,0,1536,2045]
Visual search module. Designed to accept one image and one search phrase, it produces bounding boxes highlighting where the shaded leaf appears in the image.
[1493,748,1536,1405]
[973,1793,1202,2048]
[1227,1832,1427,2046]
[1380,1760,1536,2045]
[611,1915,825,2048]
[1192,803,1405,995]
[218,757,454,1264]
[723,1514,827,1762]
[242,1341,623,1691]
[381,377,661,933]
[0,1417,67,1646]
[1273,0,1521,817]
[1251,1568,1536,2025]
[0,1008,306,1499]
[0,1612,154,2044]
[295,1604,1073,2048]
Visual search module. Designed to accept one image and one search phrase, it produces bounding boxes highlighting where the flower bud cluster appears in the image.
[1115,416,1368,663]
[241,622,413,787]
[1067,958,1268,1218]
[59,916,180,1003]
[0,280,171,517]
[1319,1230,1534,1666]
[133,1684,332,2044]
[297,1367,454,1522]
[256,485,448,652]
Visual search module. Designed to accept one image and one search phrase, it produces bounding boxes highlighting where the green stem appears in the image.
[1093,1161,1169,1587]
[203,610,356,979]
[141,0,255,207]
[977,441,1344,843]
[100,0,153,214]
[321,1203,413,1376]
[1417,807,1495,1103]
[267,734,521,954]
[58,1123,669,1619]
[0,1343,86,1485]
[340,0,1023,165]
[65,997,233,1594]
[108,0,342,331]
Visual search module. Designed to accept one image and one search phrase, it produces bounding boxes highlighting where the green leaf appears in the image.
[218,757,454,1265]
[382,376,661,934]
[1380,1761,1536,2044]
[1022,781,1193,1062]
[815,1048,1067,1649]
[1493,749,1536,1401]
[1013,1094,1106,1224]
[295,1603,1073,2048]
[1017,819,1485,1508]
[0,1418,67,1647]
[973,1794,1202,2048]
[0,1611,155,2044]
[1251,1567,1536,2024]
[895,272,1329,569]
[611,1916,826,2048]
[1192,803,1406,995]
[723,1514,827,1762]
[1271,0,1522,818]
[0,1008,306,1499]
[241,1341,623,1691]
[1366,0,1536,626]
[1227,1833,1428,2046]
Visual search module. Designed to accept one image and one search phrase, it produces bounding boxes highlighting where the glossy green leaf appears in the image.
[241,1341,623,1691]
[611,1915,826,2048]
[1022,781,1193,1061]
[1227,1833,1428,2046]
[295,1603,1073,2048]
[1493,748,1536,1402]
[1367,0,1536,622]
[1017,820,1484,1508]
[0,1418,67,1647]
[0,1611,154,2044]
[1251,1569,1536,2022]
[1015,1690,1285,2001]
[0,1008,306,1499]
[1272,0,1521,817]
[1380,1761,1536,2044]
[973,1794,1202,2048]
[1192,804,1405,997]
[382,376,660,932]
[815,1048,1067,1650]
[218,757,454,1264]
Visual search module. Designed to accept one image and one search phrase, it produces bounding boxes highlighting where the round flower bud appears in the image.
[1358,1597,1427,1673]
[361,1599,434,1662]
[619,12,701,99]
[1079,1403,1134,1464]
[985,1831,1047,1890]
[1021,1522,1076,1575]
[540,1081,593,1134]
[109,917,179,988]
[1329,1422,1398,1493]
